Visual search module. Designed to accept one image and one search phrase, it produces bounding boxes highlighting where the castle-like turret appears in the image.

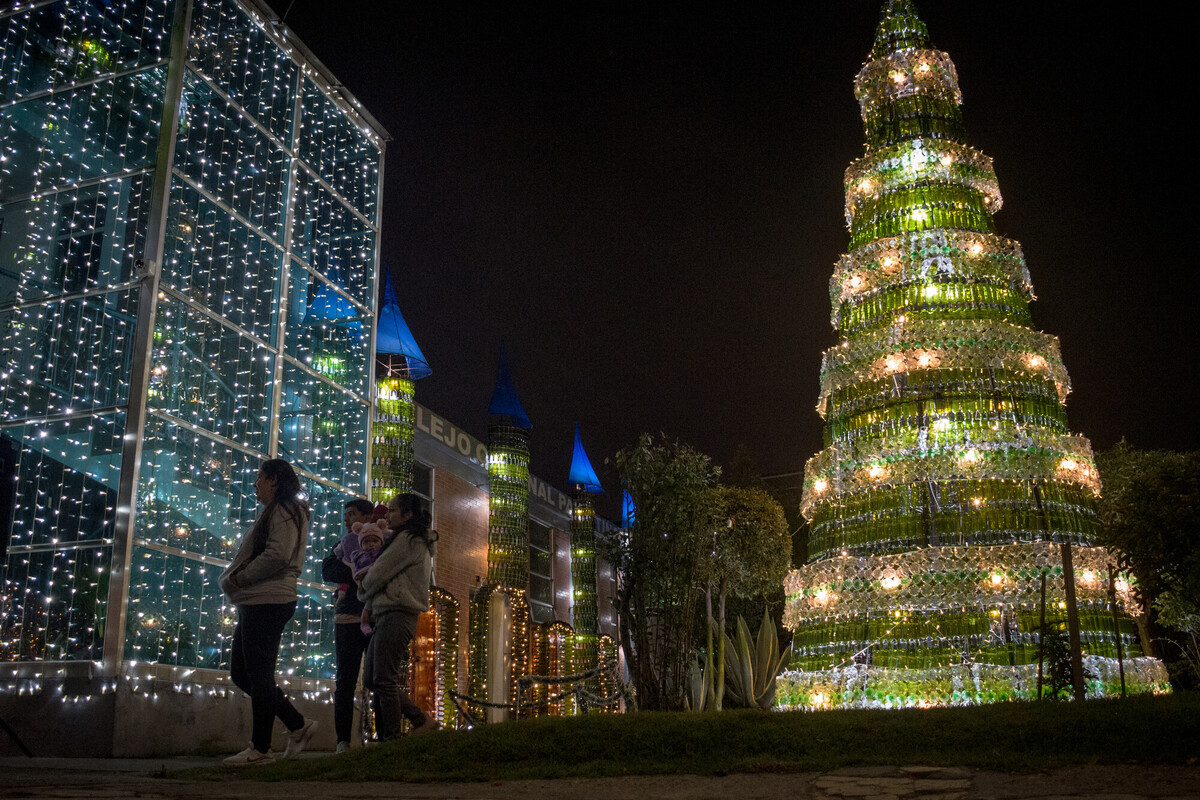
[371,271,431,502]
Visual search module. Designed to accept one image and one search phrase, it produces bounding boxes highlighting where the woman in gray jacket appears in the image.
[219,459,318,765]
[359,492,439,739]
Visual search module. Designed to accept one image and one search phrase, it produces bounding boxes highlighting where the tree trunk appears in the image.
[704,582,715,711]
[1133,611,1156,659]
[716,578,727,710]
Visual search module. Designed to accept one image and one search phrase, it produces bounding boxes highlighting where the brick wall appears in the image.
[430,469,489,695]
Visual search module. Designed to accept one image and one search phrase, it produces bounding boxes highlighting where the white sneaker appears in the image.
[224,744,275,766]
[336,741,350,754]
[282,718,318,759]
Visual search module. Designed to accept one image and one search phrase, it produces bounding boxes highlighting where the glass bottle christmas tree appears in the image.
[781,0,1169,707]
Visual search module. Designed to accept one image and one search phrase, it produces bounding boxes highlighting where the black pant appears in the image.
[334,622,370,743]
[230,602,305,753]
[362,611,426,739]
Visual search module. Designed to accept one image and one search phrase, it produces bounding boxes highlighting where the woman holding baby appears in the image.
[358,492,440,738]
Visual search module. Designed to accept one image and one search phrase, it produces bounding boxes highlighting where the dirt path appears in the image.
[3,760,1198,799]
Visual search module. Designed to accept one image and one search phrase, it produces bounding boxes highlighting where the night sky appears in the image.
[278,1,1194,520]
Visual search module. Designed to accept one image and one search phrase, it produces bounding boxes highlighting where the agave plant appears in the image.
[722,609,792,710]
[687,651,714,712]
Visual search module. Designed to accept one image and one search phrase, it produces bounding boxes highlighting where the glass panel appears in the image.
[149,296,275,450]
[297,474,356,586]
[0,411,124,550]
[0,0,175,104]
[289,171,375,307]
[0,66,165,202]
[159,180,282,343]
[0,173,153,307]
[528,520,551,552]
[174,70,289,241]
[0,544,111,662]
[296,76,380,222]
[277,361,368,493]
[186,0,297,143]
[124,545,233,669]
[529,548,552,579]
[283,259,370,395]
[0,289,138,422]
[136,415,261,555]
[280,583,334,679]
[412,462,432,499]
[123,545,334,678]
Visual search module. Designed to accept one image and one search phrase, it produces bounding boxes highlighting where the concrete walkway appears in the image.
[2,757,1197,799]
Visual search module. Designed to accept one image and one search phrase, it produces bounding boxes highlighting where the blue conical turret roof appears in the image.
[375,271,431,379]
[568,423,602,493]
[303,263,363,338]
[488,343,532,429]
[621,489,636,528]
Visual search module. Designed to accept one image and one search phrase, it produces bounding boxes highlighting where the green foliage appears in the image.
[708,487,792,601]
[1036,622,1094,701]
[721,610,793,710]
[724,443,765,490]
[1154,593,1200,687]
[699,487,792,709]
[687,650,714,712]
[205,693,1200,782]
[1096,442,1200,687]
[1095,442,1200,614]
[609,434,721,711]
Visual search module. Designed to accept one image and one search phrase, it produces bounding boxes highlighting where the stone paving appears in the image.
[1,758,1197,799]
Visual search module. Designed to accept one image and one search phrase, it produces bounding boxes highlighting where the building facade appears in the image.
[0,0,621,755]
[0,0,385,755]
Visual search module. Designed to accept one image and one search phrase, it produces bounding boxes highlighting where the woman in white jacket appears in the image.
[359,492,439,738]
[218,459,317,765]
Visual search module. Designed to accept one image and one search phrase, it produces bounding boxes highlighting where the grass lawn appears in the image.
[203,692,1199,782]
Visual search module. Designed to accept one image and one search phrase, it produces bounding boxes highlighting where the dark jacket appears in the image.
[322,542,365,617]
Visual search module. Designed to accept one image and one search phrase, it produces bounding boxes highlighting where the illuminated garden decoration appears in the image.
[467,346,532,721]
[567,423,603,690]
[780,0,1169,708]
[0,0,386,747]
[371,271,430,503]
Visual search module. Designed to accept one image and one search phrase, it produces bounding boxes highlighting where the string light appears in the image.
[783,1,1168,707]
[1,0,381,684]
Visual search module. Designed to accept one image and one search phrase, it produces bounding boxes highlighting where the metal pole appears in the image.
[1036,570,1046,700]
[1060,541,1086,702]
[101,0,194,678]
[1108,564,1127,698]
